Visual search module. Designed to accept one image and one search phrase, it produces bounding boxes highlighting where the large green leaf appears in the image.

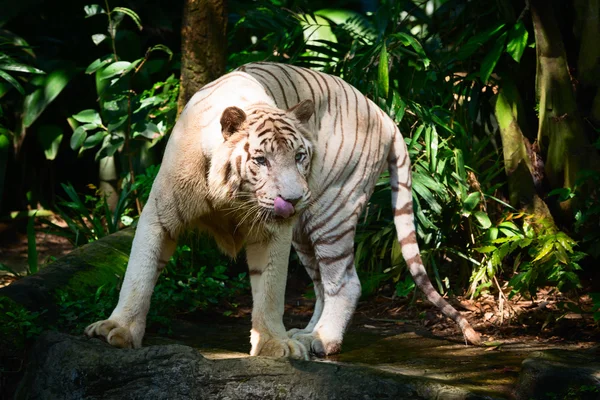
[73,109,102,125]
[0,69,24,94]
[378,44,389,98]
[506,21,528,63]
[70,126,87,150]
[97,61,132,81]
[456,23,505,61]
[480,32,507,84]
[390,33,430,67]
[22,68,72,127]
[85,55,114,74]
[0,62,44,74]
[37,124,63,160]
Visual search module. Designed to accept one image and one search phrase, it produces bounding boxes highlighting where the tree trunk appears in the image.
[530,0,600,214]
[495,77,536,207]
[177,0,228,115]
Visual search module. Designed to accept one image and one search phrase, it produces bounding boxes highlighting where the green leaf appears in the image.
[84,4,106,17]
[37,124,63,160]
[146,44,173,61]
[463,192,481,212]
[0,63,45,74]
[480,32,507,84]
[70,126,87,150]
[456,23,505,60]
[498,221,520,237]
[98,61,132,80]
[475,245,497,253]
[390,32,430,67]
[113,7,143,31]
[378,44,389,98]
[22,68,72,127]
[133,122,160,139]
[474,211,492,229]
[0,69,24,94]
[85,55,114,74]
[532,240,554,262]
[92,34,107,45]
[82,131,105,149]
[72,109,102,125]
[506,21,528,63]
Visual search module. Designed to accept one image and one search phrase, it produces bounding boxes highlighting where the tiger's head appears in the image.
[208,99,315,224]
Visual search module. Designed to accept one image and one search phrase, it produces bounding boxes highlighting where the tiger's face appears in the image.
[210,100,315,223]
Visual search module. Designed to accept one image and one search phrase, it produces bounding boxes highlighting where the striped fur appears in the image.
[85,62,480,358]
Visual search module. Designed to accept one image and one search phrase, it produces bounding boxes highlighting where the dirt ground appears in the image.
[0,220,73,288]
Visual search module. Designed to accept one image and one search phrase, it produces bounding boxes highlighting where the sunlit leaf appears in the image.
[97,61,132,80]
[146,44,173,60]
[112,7,142,31]
[84,4,106,17]
[463,192,481,212]
[506,21,528,63]
[72,109,102,125]
[378,44,389,98]
[92,34,107,45]
[474,211,492,229]
[0,69,24,94]
[390,32,430,67]
[37,124,63,160]
[85,55,114,74]
[0,63,44,74]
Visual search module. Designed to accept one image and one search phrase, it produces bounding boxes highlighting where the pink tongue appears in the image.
[274,196,295,218]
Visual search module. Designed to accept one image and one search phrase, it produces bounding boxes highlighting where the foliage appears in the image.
[69,2,177,184]
[47,181,137,246]
[473,214,584,299]
[148,237,248,332]
[0,297,45,349]
[51,234,247,335]
[229,0,598,303]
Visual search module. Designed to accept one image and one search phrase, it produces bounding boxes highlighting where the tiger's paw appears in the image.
[290,331,341,357]
[250,331,308,360]
[84,319,139,349]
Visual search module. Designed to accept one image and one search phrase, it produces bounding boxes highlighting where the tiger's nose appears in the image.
[280,195,301,206]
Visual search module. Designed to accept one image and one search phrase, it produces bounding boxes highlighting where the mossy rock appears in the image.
[0,229,134,318]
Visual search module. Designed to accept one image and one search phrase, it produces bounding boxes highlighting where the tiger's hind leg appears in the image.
[289,215,362,357]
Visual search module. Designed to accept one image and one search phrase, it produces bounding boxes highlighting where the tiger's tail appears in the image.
[388,125,481,345]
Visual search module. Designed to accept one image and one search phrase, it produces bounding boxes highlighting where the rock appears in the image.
[16,331,488,400]
[0,229,133,318]
[515,347,600,400]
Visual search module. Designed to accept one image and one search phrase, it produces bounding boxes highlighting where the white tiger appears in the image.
[85,62,481,359]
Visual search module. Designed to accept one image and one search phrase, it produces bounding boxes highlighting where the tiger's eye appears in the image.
[255,156,267,166]
[295,153,306,162]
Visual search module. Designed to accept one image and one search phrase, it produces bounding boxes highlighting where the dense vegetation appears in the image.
[1,0,599,349]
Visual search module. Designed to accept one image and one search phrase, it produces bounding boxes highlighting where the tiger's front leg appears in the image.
[246,226,309,360]
[85,186,179,348]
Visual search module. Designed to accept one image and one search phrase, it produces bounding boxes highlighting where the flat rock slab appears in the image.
[17,332,490,400]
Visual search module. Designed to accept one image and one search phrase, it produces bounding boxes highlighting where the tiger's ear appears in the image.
[287,99,314,124]
[220,106,247,139]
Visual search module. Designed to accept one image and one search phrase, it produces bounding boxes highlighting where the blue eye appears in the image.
[254,156,267,166]
[295,153,306,162]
